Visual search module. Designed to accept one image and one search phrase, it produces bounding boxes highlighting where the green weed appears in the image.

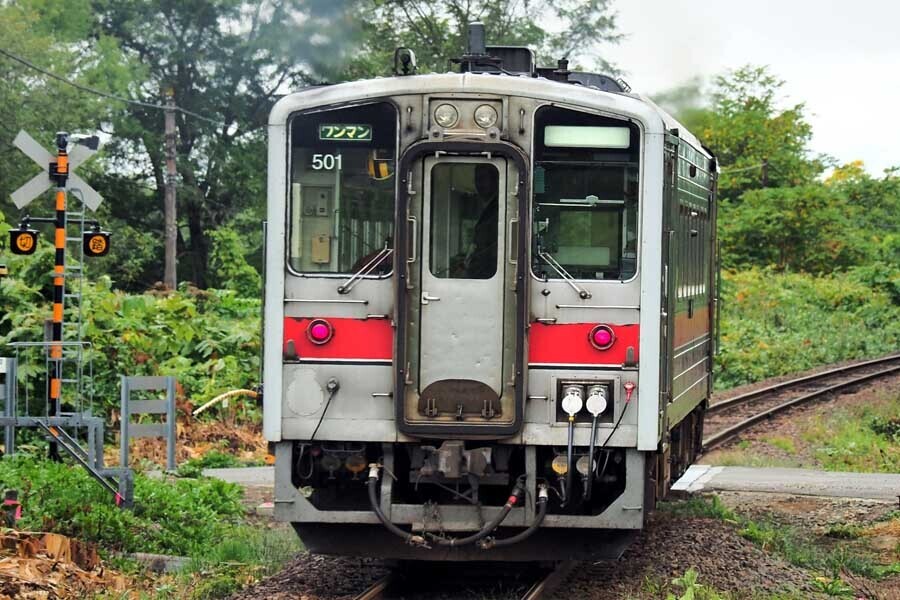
[0,454,244,555]
[763,435,797,454]
[659,495,738,522]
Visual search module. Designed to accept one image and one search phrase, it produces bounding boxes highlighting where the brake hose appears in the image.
[367,465,428,547]
[480,484,550,549]
[426,478,524,547]
[368,465,523,548]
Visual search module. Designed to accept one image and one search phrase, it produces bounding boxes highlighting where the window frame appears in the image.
[529,103,644,284]
[284,100,400,279]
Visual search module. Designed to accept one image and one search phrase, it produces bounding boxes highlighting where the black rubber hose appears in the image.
[367,469,428,547]
[427,480,524,547]
[482,487,550,549]
[583,414,598,501]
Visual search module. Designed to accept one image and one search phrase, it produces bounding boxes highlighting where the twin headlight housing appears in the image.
[433,103,498,130]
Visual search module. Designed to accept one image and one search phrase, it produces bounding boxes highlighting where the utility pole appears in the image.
[761,157,769,188]
[163,87,177,290]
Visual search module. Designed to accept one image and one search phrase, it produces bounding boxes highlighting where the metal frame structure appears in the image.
[120,376,177,472]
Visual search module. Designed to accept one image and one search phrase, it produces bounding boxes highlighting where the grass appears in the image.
[762,435,797,454]
[800,392,900,472]
[706,389,900,473]
[702,449,801,468]
[638,569,812,599]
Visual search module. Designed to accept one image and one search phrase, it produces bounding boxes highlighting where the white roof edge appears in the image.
[269,73,666,136]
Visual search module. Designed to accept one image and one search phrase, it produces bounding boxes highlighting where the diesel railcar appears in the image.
[263,27,718,561]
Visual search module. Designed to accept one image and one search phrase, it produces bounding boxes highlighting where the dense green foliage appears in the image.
[0,455,244,555]
[715,269,900,389]
[0,266,260,414]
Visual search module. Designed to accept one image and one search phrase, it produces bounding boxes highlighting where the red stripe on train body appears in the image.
[528,322,640,365]
[283,317,393,361]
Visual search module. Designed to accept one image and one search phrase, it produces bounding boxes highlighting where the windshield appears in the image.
[532,106,640,281]
[288,102,397,274]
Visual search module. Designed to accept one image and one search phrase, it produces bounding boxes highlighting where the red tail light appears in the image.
[589,324,615,350]
[307,319,334,344]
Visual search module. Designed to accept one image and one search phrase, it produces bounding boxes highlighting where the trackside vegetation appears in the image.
[0,455,244,555]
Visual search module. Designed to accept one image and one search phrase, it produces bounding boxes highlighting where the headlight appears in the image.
[474,104,498,128]
[576,455,592,477]
[434,104,459,128]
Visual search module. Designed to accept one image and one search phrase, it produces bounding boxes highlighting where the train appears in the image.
[263,24,718,561]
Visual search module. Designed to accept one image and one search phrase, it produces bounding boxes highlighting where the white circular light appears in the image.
[576,455,592,477]
[474,104,498,128]
[434,104,459,128]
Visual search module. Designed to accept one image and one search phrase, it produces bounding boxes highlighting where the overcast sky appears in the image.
[601,0,899,174]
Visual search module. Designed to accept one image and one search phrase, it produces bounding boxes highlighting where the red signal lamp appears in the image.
[589,324,615,350]
[306,319,334,345]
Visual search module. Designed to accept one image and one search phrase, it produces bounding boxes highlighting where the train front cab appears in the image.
[263,75,714,561]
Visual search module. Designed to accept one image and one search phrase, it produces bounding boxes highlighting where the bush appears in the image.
[0,455,244,555]
[715,268,900,389]
[0,276,260,416]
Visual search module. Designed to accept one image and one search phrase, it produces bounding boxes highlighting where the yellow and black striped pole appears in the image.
[48,133,69,461]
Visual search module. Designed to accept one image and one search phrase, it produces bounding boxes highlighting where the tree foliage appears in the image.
[693,66,829,200]
[343,0,621,79]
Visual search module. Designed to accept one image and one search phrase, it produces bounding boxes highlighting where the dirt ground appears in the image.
[230,490,900,599]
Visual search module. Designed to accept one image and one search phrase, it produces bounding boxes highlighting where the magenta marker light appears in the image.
[589,324,615,350]
[307,319,334,344]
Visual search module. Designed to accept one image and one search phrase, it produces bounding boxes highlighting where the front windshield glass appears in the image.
[288,102,397,274]
[532,106,640,281]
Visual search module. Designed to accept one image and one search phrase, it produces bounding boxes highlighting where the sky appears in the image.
[601,0,900,174]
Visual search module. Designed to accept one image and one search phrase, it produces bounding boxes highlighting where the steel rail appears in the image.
[520,560,578,600]
[352,574,394,600]
[707,353,900,415]
[703,363,900,450]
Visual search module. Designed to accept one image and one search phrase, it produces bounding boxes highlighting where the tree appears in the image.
[343,0,621,79]
[0,1,130,224]
[87,0,357,287]
[674,66,829,201]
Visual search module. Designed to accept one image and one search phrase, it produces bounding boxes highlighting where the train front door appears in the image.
[418,157,508,415]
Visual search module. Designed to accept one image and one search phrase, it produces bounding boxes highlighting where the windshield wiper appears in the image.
[537,249,592,300]
[337,243,394,295]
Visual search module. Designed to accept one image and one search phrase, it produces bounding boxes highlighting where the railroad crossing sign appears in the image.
[10,130,103,210]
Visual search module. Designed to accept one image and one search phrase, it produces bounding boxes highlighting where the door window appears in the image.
[428,163,499,279]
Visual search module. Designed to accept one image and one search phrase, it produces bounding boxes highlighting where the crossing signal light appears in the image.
[9,228,38,255]
[83,229,111,257]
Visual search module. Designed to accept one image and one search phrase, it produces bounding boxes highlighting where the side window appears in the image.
[532,106,640,281]
[288,103,397,274]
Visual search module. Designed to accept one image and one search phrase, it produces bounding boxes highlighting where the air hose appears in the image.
[480,484,549,549]
[426,477,524,547]
[367,465,524,548]
[367,465,428,547]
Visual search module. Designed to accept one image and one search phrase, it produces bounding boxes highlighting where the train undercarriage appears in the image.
[274,405,704,560]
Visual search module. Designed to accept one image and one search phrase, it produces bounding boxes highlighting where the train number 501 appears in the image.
[311,153,342,170]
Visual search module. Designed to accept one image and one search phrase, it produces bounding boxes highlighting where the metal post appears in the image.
[165,376,176,471]
[119,376,129,469]
[48,132,70,461]
[2,358,16,455]
[163,88,177,290]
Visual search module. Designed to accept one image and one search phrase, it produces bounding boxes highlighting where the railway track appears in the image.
[702,353,900,451]
[351,560,578,600]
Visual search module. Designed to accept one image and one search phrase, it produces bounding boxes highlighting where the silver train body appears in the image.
[264,63,717,560]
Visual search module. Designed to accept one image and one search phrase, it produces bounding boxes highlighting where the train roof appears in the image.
[271,72,712,160]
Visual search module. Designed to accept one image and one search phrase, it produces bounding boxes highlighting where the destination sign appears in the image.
[318,124,372,142]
